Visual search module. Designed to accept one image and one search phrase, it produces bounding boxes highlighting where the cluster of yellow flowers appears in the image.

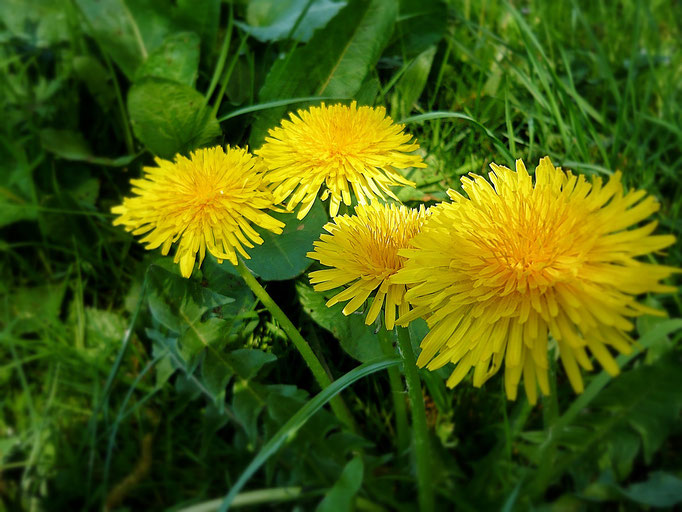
[113,101,677,404]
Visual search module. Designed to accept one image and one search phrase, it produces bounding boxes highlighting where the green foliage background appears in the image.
[1,0,681,510]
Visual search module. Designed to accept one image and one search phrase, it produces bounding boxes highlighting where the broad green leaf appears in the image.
[249,0,398,145]
[40,129,137,167]
[297,283,383,362]
[217,356,401,512]
[239,200,327,281]
[0,199,36,229]
[618,471,682,508]
[386,0,447,57]
[126,0,178,53]
[239,0,346,43]
[74,0,146,78]
[316,456,364,512]
[73,56,116,111]
[135,32,200,86]
[0,0,69,46]
[175,0,220,55]
[127,78,221,158]
[147,263,233,333]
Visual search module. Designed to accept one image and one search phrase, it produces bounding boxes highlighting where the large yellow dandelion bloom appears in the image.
[307,203,429,330]
[256,101,426,219]
[393,157,678,404]
[112,146,285,278]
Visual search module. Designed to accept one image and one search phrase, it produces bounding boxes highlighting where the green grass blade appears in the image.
[217,356,401,512]
[217,96,347,123]
[400,111,514,165]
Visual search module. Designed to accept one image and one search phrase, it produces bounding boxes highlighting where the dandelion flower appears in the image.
[308,203,429,330]
[112,146,285,278]
[393,157,677,404]
[256,101,426,219]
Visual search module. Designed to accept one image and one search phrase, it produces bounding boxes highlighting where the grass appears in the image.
[1,0,681,510]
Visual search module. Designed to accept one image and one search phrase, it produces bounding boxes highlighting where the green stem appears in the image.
[378,329,409,453]
[396,326,434,512]
[210,34,248,120]
[235,259,357,432]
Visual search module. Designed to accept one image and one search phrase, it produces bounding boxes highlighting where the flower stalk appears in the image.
[378,328,409,453]
[235,258,358,432]
[396,326,434,512]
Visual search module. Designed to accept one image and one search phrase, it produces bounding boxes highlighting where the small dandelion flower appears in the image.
[393,157,678,404]
[307,203,429,330]
[112,146,285,278]
[256,101,426,219]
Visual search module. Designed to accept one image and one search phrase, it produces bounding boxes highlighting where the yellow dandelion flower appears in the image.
[256,101,426,219]
[112,146,285,278]
[393,157,678,404]
[307,203,429,330]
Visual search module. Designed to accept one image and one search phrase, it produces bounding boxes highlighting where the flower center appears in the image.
[477,197,583,292]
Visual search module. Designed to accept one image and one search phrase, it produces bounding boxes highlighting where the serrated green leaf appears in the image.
[249,0,398,146]
[201,350,234,397]
[233,381,268,445]
[606,429,641,481]
[179,317,232,369]
[127,78,221,158]
[297,283,383,362]
[218,357,400,511]
[529,357,682,496]
[147,263,233,333]
[228,349,277,381]
[135,32,200,86]
[201,257,258,318]
[201,349,274,398]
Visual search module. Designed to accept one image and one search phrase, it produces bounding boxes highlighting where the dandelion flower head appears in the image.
[393,157,677,404]
[112,146,285,278]
[256,101,426,219]
[307,202,429,330]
